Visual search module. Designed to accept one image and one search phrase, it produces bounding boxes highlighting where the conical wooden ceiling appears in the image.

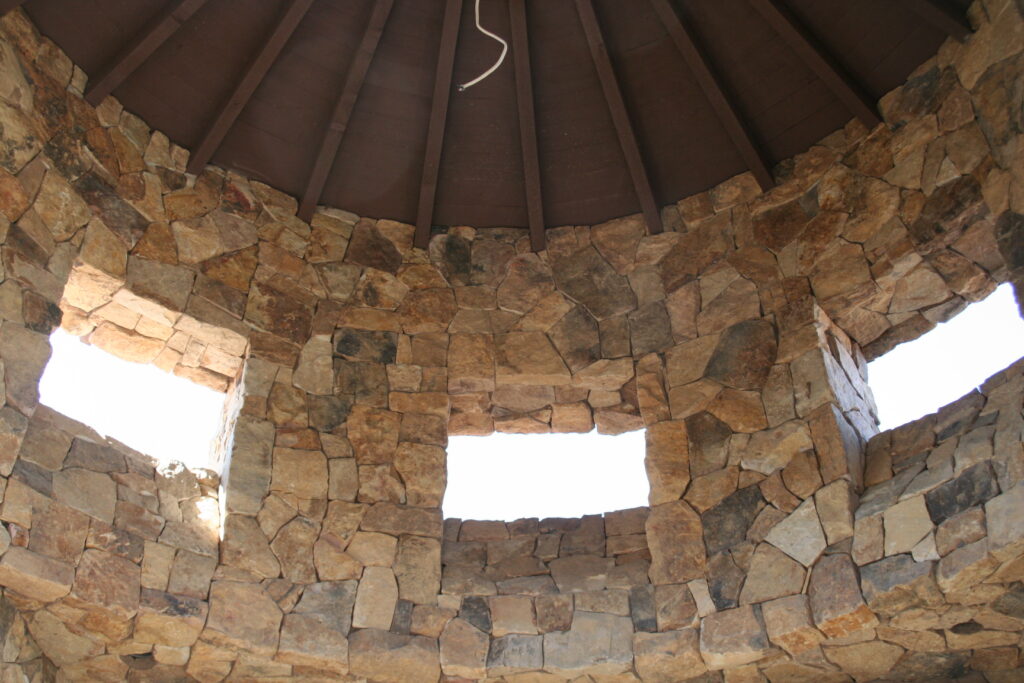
[9,0,969,249]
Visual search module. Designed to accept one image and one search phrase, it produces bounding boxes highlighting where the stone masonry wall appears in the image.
[0,0,1019,679]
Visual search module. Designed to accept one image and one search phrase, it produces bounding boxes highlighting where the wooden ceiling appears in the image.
[7,0,969,249]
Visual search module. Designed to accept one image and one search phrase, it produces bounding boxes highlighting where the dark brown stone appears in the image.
[702,485,764,556]
[549,306,600,372]
[704,320,777,391]
[686,412,732,477]
[334,328,398,364]
[552,246,636,320]
[344,219,402,274]
[908,176,986,253]
[628,301,674,356]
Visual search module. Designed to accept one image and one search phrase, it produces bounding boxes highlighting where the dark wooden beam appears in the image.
[186,0,314,176]
[907,0,972,42]
[85,0,208,106]
[748,0,881,128]
[650,0,773,190]
[298,0,393,222]
[574,0,662,234]
[508,0,545,252]
[414,0,463,250]
[0,0,26,16]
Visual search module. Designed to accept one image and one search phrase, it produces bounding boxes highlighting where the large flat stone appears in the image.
[543,611,633,677]
[349,629,441,683]
[633,628,706,683]
[647,500,706,584]
[0,546,73,602]
[699,604,771,670]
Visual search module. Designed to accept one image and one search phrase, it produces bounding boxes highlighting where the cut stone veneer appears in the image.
[0,0,1021,679]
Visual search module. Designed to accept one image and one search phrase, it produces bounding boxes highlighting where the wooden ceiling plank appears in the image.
[509,0,545,251]
[186,0,314,176]
[298,0,394,222]
[414,0,463,249]
[748,0,881,128]
[907,0,972,41]
[0,1,26,16]
[574,0,663,235]
[650,0,773,190]
[84,0,209,106]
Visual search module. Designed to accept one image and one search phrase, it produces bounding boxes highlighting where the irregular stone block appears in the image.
[764,497,826,567]
[205,581,282,657]
[823,640,905,680]
[51,468,116,523]
[549,555,614,593]
[808,553,877,638]
[486,633,543,675]
[134,589,208,647]
[699,604,771,670]
[647,500,706,584]
[883,495,934,556]
[633,628,706,683]
[936,538,998,595]
[985,483,1024,561]
[353,566,398,630]
[0,546,74,602]
[739,543,805,604]
[543,612,633,677]
[644,420,690,505]
[702,485,763,556]
[278,581,357,674]
[761,595,823,655]
[350,629,440,683]
[440,618,489,678]
[224,416,274,516]
[814,479,856,545]
[704,319,777,391]
[924,461,998,525]
[68,549,140,619]
[394,535,441,605]
[860,554,934,612]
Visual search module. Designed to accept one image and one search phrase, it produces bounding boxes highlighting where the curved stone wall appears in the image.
[0,0,1020,680]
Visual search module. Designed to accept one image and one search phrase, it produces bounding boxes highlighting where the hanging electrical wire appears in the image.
[457,0,508,91]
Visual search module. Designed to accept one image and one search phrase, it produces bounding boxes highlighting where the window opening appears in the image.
[38,328,228,470]
[868,283,1024,430]
[443,429,649,521]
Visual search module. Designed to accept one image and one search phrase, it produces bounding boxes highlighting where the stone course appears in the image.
[0,0,1019,680]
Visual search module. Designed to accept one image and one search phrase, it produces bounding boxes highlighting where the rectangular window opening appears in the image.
[443,429,649,521]
[868,283,1024,431]
[39,327,234,473]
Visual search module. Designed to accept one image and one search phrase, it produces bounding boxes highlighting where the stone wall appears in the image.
[0,0,1019,679]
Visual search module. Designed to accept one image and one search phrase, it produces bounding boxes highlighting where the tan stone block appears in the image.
[644,420,689,505]
[393,442,445,507]
[495,332,571,385]
[26,610,102,668]
[633,628,706,683]
[353,566,398,630]
[937,538,998,595]
[205,581,282,657]
[394,535,441,605]
[440,618,489,678]
[761,595,824,655]
[543,612,632,677]
[985,483,1024,561]
[815,479,856,545]
[741,420,814,475]
[67,549,140,619]
[808,553,878,638]
[0,546,74,602]
[883,495,934,556]
[574,589,630,616]
[551,402,594,433]
[347,531,397,567]
[134,588,207,647]
[647,500,706,584]
[699,605,771,670]
[349,629,441,683]
[490,595,537,636]
[535,593,573,633]
[739,543,805,604]
[764,497,826,567]
[271,447,327,500]
[824,640,904,679]
[448,333,496,393]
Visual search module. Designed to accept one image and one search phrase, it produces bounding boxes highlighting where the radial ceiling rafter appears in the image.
[575,0,663,236]
[414,0,464,249]
[747,0,882,129]
[84,0,209,107]
[186,0,315,176]
[509,0,545,252]
[298,0,394,222]
[650,0,774,191]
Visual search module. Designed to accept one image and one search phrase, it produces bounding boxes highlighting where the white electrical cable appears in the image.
[457,0,508,91]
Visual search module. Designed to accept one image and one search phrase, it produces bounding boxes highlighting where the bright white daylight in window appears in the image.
[39,328,227,470]
[444,429,649,521]
[868,283,1024,431]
